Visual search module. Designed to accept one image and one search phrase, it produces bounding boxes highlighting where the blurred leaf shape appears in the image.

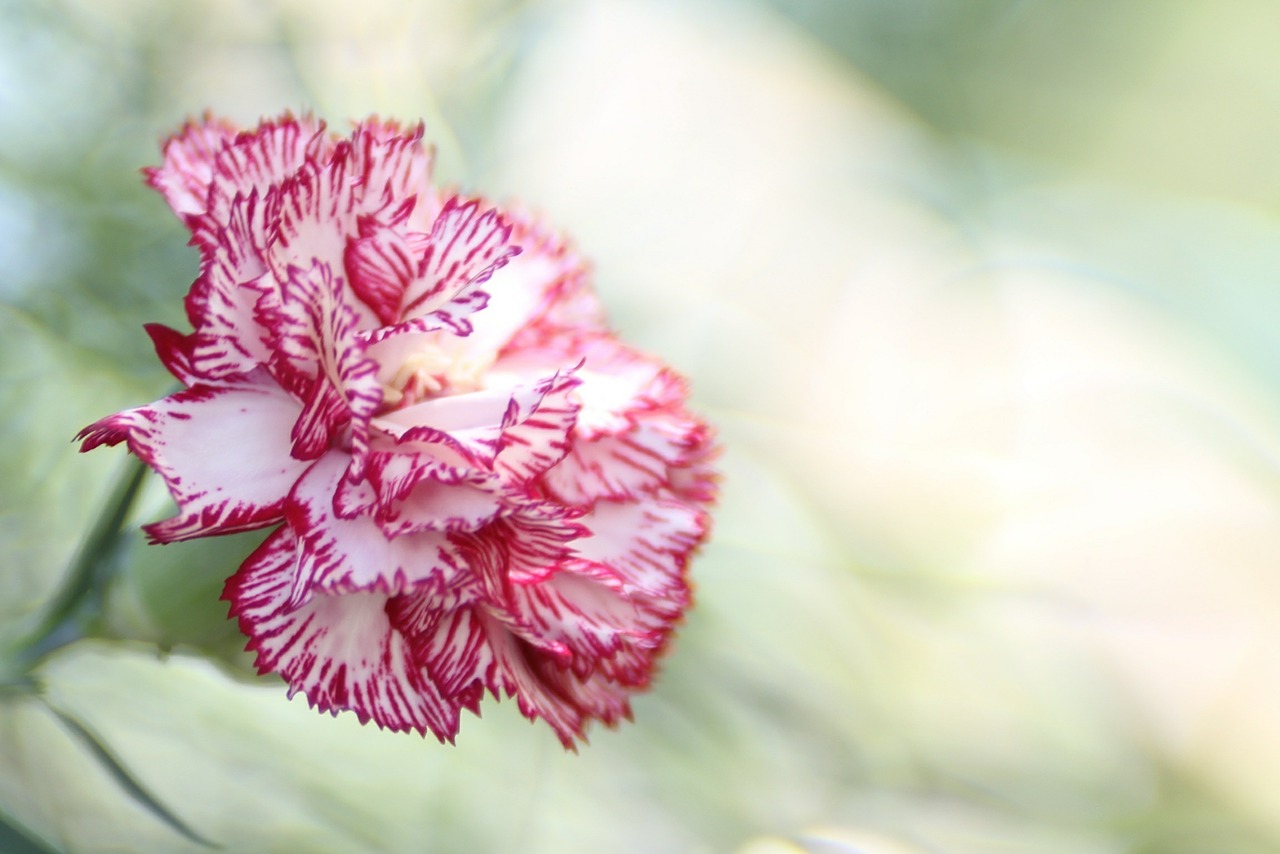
[0,307,152,638]
[41,699,218,848]
[0,805,57,854]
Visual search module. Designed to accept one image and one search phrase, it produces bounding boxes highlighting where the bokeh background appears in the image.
[3,0,1280,851]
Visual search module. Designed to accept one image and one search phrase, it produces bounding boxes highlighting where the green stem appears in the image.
[3,457,148,676]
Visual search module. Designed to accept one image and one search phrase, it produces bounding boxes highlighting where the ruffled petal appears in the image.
[484,623,633,749]
[392,592,643,746]
[566,498,705,605]
[461,501,587,590]
[143,323,200,386]
[458,497,679,682]
[494,369,582,484]
[494,334,681,431]
[345,218,430,325]
[268,261,382,466]
[381,195,520,339]
[496,568,670,676]
[374,475,503,539]
[587,632,673,687]
[569,339,687,439]
[373,369,580,478]
[494,336,712,504]
[345,119,436,224]
[342,428,489,518]
[224,528,461,741]
[284,451,476,606]
[543,414,709,505]
[335,432,507,538]
[185,192,277,378]
[666,431,721,504]
[374,389,508,463]
[76,375,307,543]
[259,130,435,325]
[470,207,605,356]
[203,113,331,226]
[262,159,364,303]
[142,114,238,217]
[386,600,493,709]
[356,208,599,391]
[528,653,638,731]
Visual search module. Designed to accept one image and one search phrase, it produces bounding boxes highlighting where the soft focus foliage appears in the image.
[3,0,1280,851]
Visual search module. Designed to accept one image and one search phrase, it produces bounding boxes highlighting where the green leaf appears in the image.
[0,306,153,644]
[39,699,218,849]
[0,805,57,854]
[12,458,149,667]
[101,527,269,665]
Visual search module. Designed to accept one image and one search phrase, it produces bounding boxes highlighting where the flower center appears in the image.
[379,346,493,411]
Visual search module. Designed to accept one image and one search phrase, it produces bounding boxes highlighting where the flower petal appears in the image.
[224,527,461,741]
[456,495,680,683]
[332,426,508,537]
[386,600,493,709]
[526,652,638,732]
[375,475,503,539]
[493,336,713,503]
[572,341,688,438]
[142,114,238,217]
[666,433,721,504]
[346,119,436,224]
[269,262,382,466]
[494,369,582,485]
[495,568,670,676]
[184,192,276,378]
[344,429,489,518]
[373,369,581,478]
[76,376,308,543]
[375,386,516,465]
[344,218,430,325]
[544,414,708,505]
[484,623,632,749]
[494,334,683,433]
[262,159,362,301]
[143,323,200,386]
[472,207,605,355]
[284,452,475,605]
[203,113,331,226]
[462,501,587,589]
[566,498,705,604]
[381,195,521,339]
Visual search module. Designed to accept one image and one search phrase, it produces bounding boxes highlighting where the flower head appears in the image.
[79,113,717,747]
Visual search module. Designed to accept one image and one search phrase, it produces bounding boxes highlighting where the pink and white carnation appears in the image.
[78,114,717,747]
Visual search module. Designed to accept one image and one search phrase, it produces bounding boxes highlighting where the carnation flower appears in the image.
[79,114,717,747]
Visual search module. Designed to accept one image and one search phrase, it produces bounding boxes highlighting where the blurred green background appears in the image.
[4,0,1280,851]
